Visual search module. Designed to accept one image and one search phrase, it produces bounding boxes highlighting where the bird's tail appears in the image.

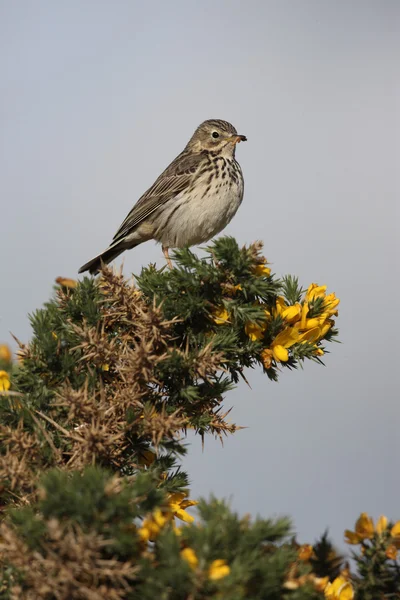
[78,241,130,275]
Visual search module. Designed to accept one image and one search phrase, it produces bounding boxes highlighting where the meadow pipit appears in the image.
[79,119,246,274]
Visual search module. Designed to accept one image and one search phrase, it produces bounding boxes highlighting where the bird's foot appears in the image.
[162,246,173,269]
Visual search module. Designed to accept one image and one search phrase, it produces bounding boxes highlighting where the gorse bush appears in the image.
[0,237,397,599]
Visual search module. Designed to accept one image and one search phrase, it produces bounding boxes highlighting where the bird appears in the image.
[79,119,247,274]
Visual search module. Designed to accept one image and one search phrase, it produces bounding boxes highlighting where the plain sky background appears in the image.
[1,1,399,553]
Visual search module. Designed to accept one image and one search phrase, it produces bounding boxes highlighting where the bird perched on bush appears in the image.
[79,119,246,274]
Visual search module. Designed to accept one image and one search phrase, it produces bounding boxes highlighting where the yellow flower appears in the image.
[265,293,335,363]
[300,317,323,330]
[344,530,360,545]
[386,544,398,560]
[274,297,302,324]
[324,575,354,600]
[294,299,336,342]
[260,348,273,369]
[391,521,400,547]
[271,327,300,362]
[298,544,313,561]
[306,285,339,317]
[345,513,374,544]
[212,307,230,325]
[274,296,286,315]
[0,370,11,392]
[253,264,271,277]
[272,345,290,362]
[300,302,309,329]
[376,515,388,535]
[0,345,12,363]
[168,492,198,523]
[354,512,374,539]
[208,559,230,581]
[245,321,266,341]
[55,276,77,288]
[306,283,327,302]
[181,547,198,569]
[294,317,334,344]
[391,521,400,537]
[314,576,330,592]
[300,286,339,340]
[282,304,302,323]
[101,363,110,371]
[323,292,340,316]
[222,283,242,296]
[320,320,333,337]
[173,524,182,536]
[138,508,167,542]
[298,326,323,344]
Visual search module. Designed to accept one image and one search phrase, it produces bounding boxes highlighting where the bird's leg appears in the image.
[162,246,173,269]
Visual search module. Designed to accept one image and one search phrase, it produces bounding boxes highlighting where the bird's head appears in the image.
[186,119,247,156]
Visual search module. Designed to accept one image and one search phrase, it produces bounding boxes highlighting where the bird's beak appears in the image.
[227,134,247,144]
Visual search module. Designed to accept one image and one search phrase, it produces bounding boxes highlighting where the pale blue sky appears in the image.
[1,1,399,551]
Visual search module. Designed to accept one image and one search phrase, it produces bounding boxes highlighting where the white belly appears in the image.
[156,172,244,248]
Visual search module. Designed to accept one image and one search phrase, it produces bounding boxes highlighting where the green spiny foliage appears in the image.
[0,237,344,599]
[0,468,325,600]
[348,518,400,600]
[310,531,343,580]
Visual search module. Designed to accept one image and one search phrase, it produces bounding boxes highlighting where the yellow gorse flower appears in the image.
[168,492,198,523]
[0,370,11,392]
[55,276,78,289]
[344,512,400,546]
[298,544,313,561]
[181,547,198,569]
[271,327,300,362]
[208,559,230,581]
[245,307,270,341]
[345,512,374,544]
[222,283,242,296]
[282,304,302,323]
[314,577,330,592]
[0,345,12,363]
[386,544,398,560]
[391,521,400,537]
[138,508,167,542]
[245,321,267,341]
[253,264,271,277]
[274,297,302,324]
[173,524,182,536]
[211,307,230,325]
[376,515,388,535]
[284,572,329,592]
[296,284,339,343]
[260,348,273,369]
[259,284,339,366]
[138,494,197,542]
[390,520,400,548]
[306,283,327,301]
[344,530,361,545]
[324,575,354,600]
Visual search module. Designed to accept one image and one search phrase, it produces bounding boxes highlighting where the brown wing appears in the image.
[112,150,205,244]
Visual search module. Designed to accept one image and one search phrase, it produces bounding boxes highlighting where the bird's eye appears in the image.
[212,131,220,139]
